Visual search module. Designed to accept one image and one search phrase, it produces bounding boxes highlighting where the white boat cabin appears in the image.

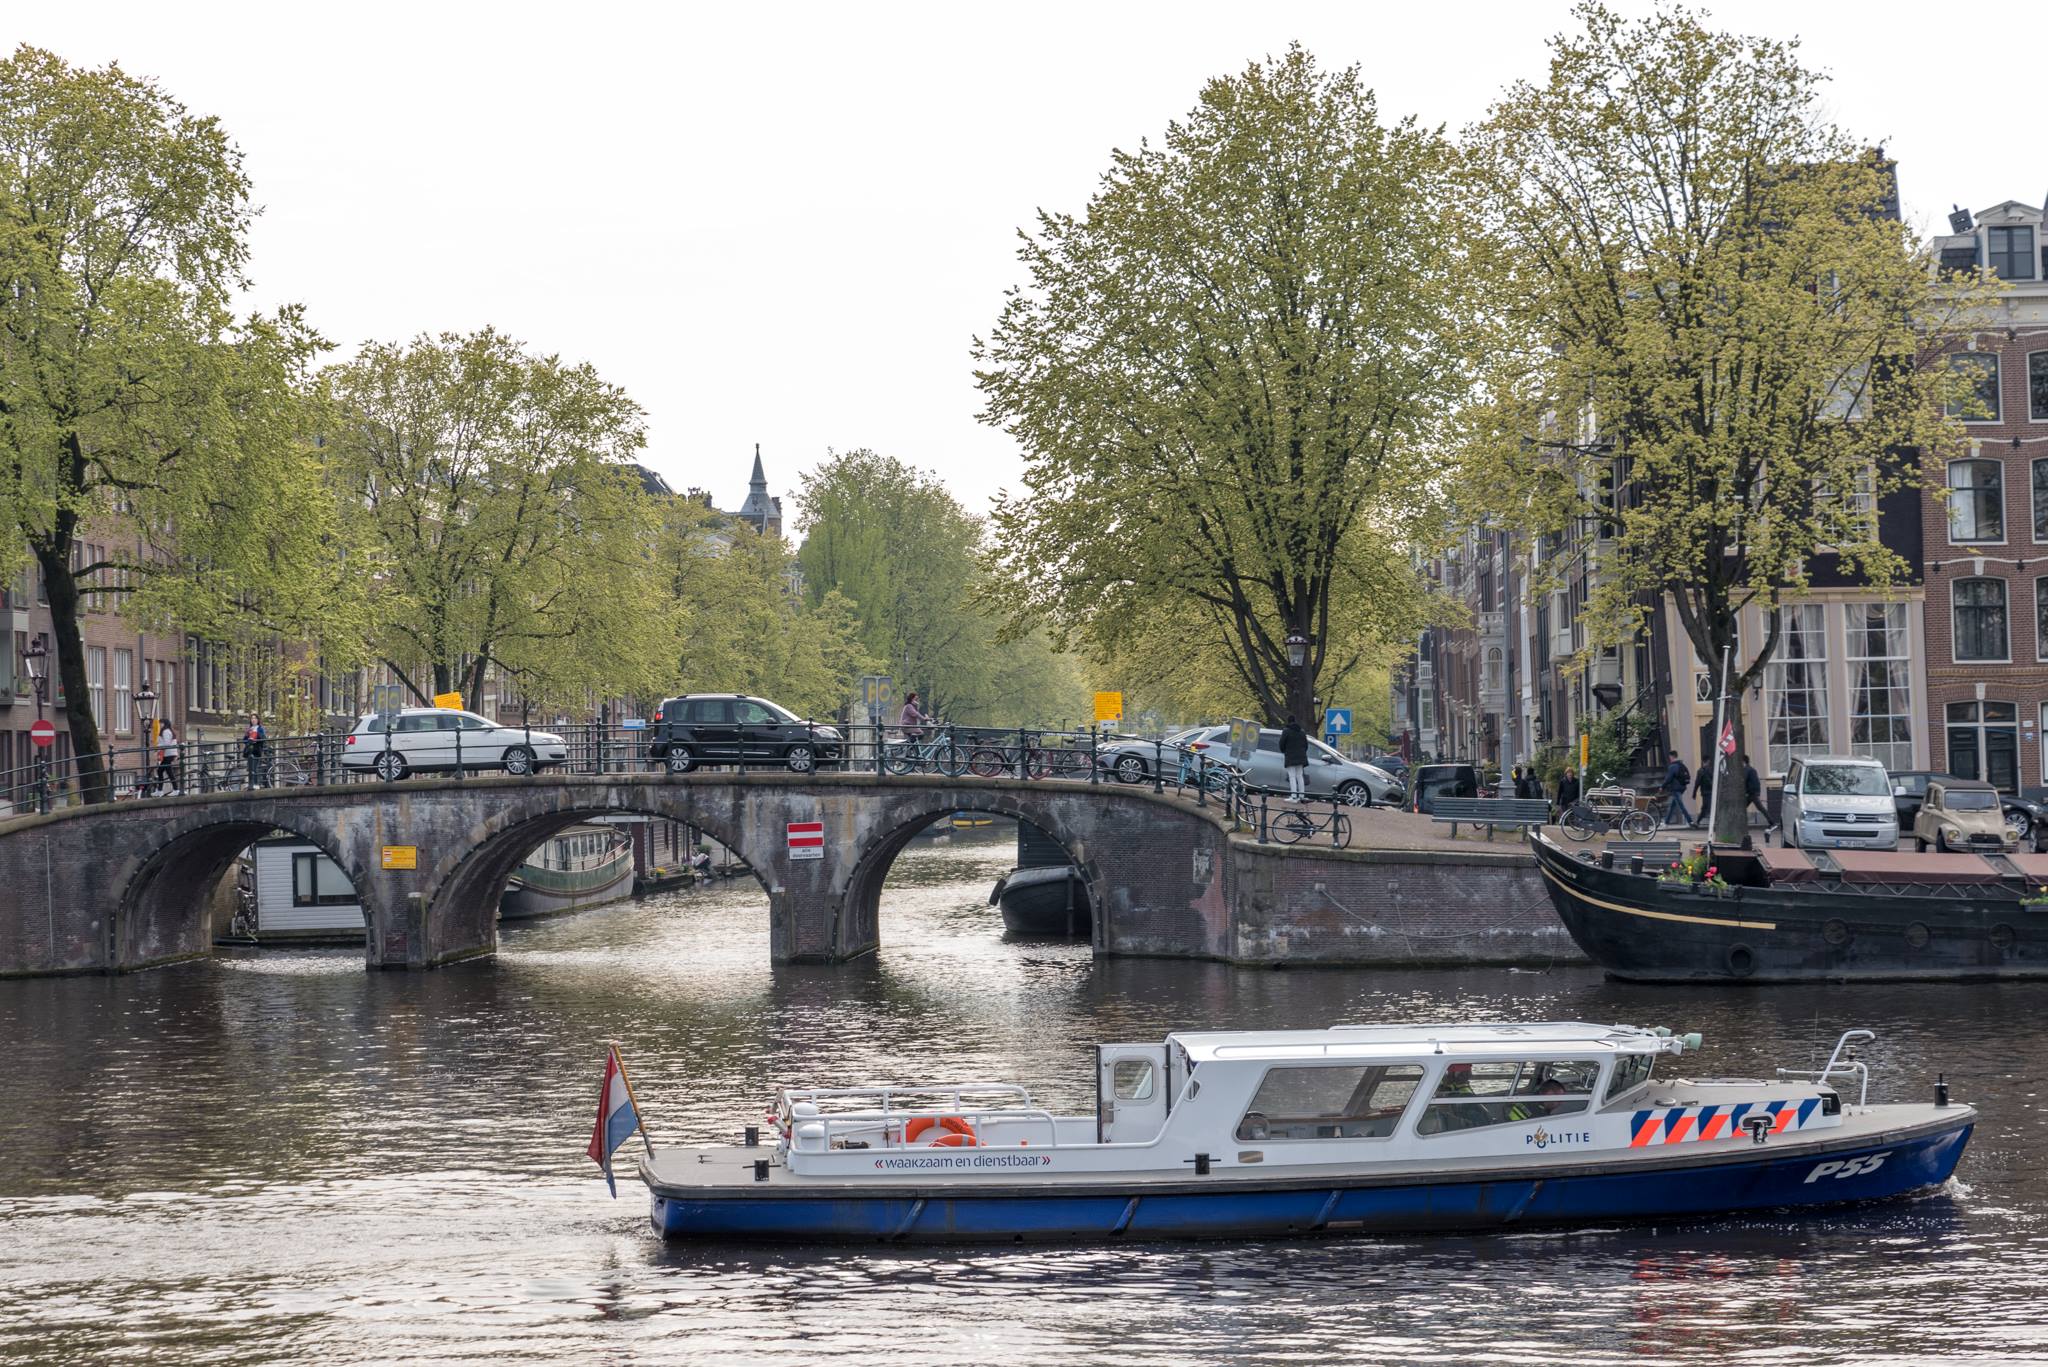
[771,1023,1853,1178]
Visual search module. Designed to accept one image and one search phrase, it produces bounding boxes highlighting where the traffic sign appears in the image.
[29,719,54,748]
[380,845,417,870]
[787,821,824,861]
[1093,691,1123,724]
[1324,708,1352,737]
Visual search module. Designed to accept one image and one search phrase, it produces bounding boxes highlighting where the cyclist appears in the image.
[897,692,930,740]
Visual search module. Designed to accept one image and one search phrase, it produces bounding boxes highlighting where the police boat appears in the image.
[639,1022,1972,1242]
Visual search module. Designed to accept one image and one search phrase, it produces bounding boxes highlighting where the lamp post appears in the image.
[23,635,49,812]
[1284,630,1309,724]
[135,681,158,797]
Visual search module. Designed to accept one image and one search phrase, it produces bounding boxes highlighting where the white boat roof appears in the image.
[1169,1022,1672,1064]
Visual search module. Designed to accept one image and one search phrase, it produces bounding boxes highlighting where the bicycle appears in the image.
[882,725,969,778]
[1271,805,1352,847]
[967,731,1070,780]
[1561,772,1659,841]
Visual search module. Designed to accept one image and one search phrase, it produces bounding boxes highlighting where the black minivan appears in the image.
[648,694,843,774]
[1409,763,1480,815]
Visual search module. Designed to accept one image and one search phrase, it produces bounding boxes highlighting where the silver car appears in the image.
[1099,724,1231,785]
[1225,730,1405,807]
[342,708,570,781]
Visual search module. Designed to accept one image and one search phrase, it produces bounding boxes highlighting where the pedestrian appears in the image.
[1660,751,1694,828]
[1519,767,1542,802]
[1279,714,1309,803]
[1691,761,1712,828]
[154,721,180,795]
[1744,762,1773,831]
[1555,767,1580,819]
[242,713,268,789]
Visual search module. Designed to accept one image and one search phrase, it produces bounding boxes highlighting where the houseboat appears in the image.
[1532,827,2048,982]
[501,824,634,920]
[241,837,365,944]
[637,1021,1971,1243]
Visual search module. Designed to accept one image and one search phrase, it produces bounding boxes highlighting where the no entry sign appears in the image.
[29,719,55,748]
[786,821,824,861]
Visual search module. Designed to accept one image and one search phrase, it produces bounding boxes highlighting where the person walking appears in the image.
[1279,715,1309,803]
[1744,762,1773,832]
[1690,761,1712,829]
[1555,767,1580,821]
[154,721,180,796]
[1660,751,1694,828]
[242,713,268,789]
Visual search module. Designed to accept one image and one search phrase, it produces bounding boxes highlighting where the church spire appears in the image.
[749,442,766,491]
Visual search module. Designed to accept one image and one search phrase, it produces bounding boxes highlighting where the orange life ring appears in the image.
[904,1115,978,1145]
[928,1131,979,1147]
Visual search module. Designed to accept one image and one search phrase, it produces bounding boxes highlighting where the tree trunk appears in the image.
[1707,705,1749,847]
[33,540,110,805]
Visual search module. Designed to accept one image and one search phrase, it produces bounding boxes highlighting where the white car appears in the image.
[342,709,570,781]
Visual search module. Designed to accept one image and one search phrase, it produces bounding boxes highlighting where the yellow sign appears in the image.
[380,845,418,871]
[1093,691,1123,724]
[432,691,463,710]
[1579,732,1590,775]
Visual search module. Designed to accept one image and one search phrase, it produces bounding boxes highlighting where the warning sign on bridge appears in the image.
[786,821,824,861]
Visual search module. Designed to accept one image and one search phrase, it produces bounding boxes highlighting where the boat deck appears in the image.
[643,1103,1967,1197]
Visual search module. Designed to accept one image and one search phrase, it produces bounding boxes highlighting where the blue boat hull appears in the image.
[649,1119,1971,1243]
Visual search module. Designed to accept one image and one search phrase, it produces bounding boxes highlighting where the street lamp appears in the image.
[1284,630,1309,722]
[22,635,49,812]
[135,681,158,795]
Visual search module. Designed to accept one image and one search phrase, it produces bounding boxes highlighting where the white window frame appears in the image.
[1845,603,1913,773]
[1765,605,1832,775]
[1949,351,2002,424]
[2030,351,2048,424]
[1953,576,2012,665]
[1947,456,2007,546]
[86,645,106,730]
[113,648,133,736]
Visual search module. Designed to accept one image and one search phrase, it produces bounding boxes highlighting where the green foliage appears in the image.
[0,45,360,797]
[975,47,1464,727]
[795,449,1086,725]
[1580,709,1657,785]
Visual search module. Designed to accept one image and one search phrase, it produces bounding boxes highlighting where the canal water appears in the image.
[1,829,2042,1365]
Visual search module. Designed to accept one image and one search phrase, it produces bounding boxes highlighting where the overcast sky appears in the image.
[7,2,2034,517]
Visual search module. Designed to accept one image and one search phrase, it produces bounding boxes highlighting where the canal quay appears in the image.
[0,827,2040,1366]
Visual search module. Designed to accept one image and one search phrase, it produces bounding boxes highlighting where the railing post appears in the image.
[1257,790,1269,844]
[1088,725,1099,785]
[1016,727,1028,781]
[454,717,464,780]
[1331,794,1342,848]
[1152,737,1164,795]
[1196,753,1208,809]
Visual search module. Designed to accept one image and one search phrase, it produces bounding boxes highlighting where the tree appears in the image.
[324,328,675,708]
[974,47,1465,727]
[0,46,353,801]
[1460,4,1981,840]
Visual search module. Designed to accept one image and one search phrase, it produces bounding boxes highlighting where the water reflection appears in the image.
[0,827,2041,1365]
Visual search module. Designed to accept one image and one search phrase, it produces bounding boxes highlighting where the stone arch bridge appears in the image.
[0,774,1237,976]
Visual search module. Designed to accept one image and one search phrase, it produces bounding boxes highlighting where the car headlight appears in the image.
[1942,826,1960,840]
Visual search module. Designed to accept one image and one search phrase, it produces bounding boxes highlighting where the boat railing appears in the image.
[786,1103,1068,1152]
[1774,1028,1874,1106]
[778,1082,1035,1116]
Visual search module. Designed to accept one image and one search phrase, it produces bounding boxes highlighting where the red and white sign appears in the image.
[786,821,824,861]
[1718,720,1736,756]
[29,719,55,748]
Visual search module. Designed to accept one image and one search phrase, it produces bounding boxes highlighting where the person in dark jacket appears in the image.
[1279,716,1309,802]
[1691,761,1713,828]
[1743,762,1773,830]
[1660,752,1694,827]
[1555,768,1580,817]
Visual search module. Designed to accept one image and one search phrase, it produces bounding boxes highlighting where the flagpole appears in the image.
[1705,645,1732,849]
[610,1040,658,1160]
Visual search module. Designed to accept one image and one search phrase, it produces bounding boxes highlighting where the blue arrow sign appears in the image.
[1324,708,1352,736]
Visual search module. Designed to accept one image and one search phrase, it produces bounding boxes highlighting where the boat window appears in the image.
[1415,1060,1599,1135]
[1604,1052,1656,1101]
[1112,1059,1156,1102]
[1234,1064,1423,1141]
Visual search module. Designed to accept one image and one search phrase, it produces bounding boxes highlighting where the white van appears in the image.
[1780,755,1899,851]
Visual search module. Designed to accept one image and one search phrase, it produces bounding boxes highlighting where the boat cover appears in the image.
[1754,847,1819,883]
[1826,850,2004,885]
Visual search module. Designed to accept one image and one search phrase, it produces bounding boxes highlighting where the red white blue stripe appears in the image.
[587,1044,644,1197]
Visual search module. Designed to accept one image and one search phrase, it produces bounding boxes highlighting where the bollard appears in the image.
[1331,797,1343,848]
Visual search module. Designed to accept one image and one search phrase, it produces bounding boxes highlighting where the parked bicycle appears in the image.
[1560,772,1659,841]
[1271,804,1352,848]
[967,731,1089,780]
[882,724,969,778]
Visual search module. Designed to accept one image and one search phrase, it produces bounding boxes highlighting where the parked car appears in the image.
[1409,763,1479,815]
[1099,724,1230,785]
[1911,777,2017,854]
[646,694,843,774]
[1892,769,2041,848]
[1215,729,1404,806]
[1779,755,1899,850]
[342,708,569,781]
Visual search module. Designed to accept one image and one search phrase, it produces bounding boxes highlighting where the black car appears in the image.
[1409,763,1479,814]
[1892,769,2044,848]
[647,694,843,774]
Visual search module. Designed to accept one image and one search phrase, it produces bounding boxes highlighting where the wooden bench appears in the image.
[1602,840,1684,870]
[1429,796,1553,839]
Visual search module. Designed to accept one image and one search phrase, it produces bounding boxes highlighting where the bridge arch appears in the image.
[116,806,376,971]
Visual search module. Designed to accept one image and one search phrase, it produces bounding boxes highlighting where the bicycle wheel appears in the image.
[881,742,918,777]
[1271,810,1315,845]
[1331,814,1352,847]
[933,740,969,778]
[967,747,1008,778]
[1024,750,1053,780]
[1619,808,1660,840]
[1560,801,1599,842]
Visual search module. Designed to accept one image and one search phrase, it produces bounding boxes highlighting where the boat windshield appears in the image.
[1416,1059,1600,1135]
[1801,764,1889,797]
[1605,1052,1655,1100]
[1235,1064,1424,1141]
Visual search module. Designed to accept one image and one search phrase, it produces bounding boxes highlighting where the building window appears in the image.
[86,646,106,730]
[2031,353,2048,423]
[1846,603,1913,773]
[113,649,132,736]
[1766,605,1830,774]
[1947,353,2001,423]
[1954,577,2010,662]
[1948,459,2005,543]
[291,851,358,907]
[2035,459,2048,543]
[1989,225,2037,281]
[1947,701,2019,792]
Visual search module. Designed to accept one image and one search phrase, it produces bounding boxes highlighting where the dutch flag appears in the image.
[586,1043,647,1197]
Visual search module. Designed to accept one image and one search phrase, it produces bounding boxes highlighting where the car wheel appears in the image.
[1935,831,1950,853]
[666,748,695,775]
[1337,781,1371,808]
[374,750,408,782]
[785,744,816,774]
[1114,754,1147,784]
[2008,808,2033,844]
[501,745,535,777]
